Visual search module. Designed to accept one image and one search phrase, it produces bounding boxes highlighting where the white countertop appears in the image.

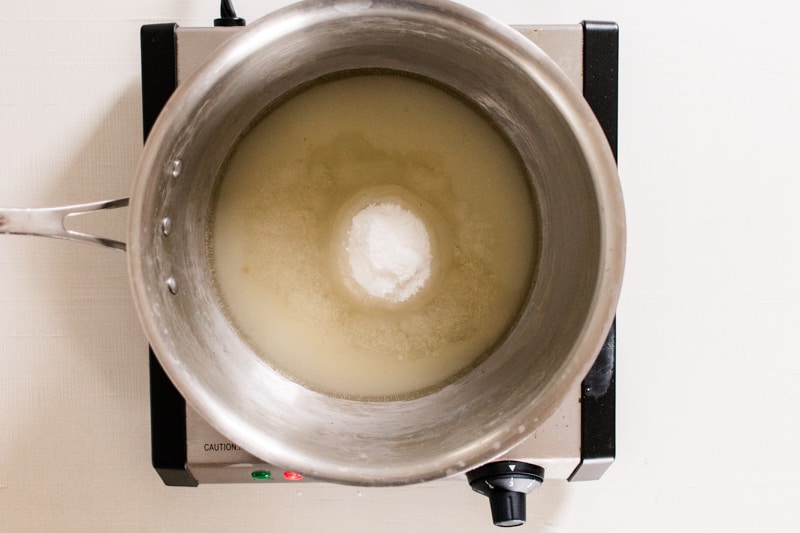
[2,0,799,531]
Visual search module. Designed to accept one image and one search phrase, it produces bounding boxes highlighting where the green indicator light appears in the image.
[251,470,272,480]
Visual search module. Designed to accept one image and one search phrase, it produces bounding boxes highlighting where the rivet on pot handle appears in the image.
[0,198,129,251]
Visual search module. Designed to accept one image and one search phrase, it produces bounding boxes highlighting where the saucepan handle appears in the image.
[0,198,129,251]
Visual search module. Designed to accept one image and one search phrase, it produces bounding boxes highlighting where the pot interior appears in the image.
[129,0,622,485]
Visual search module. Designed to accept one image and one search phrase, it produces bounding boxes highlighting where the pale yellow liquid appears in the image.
[210,73,536,399]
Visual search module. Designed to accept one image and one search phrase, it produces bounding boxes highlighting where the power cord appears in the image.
[215,0,246,26]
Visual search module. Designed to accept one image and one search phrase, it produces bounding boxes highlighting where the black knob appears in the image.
[467,461,544,528]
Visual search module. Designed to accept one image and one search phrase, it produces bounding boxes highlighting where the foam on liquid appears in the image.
[210,73,536,399]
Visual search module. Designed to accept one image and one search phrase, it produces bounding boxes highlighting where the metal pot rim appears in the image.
[127,0,625,486]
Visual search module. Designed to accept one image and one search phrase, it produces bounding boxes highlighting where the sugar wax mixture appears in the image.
[210,73,536,399]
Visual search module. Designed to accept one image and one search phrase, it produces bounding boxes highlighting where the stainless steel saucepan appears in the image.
[0,0,624,485]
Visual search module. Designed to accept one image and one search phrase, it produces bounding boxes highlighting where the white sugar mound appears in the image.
[346,203,432,303]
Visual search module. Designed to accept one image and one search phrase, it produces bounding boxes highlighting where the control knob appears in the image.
[466,461,545,527]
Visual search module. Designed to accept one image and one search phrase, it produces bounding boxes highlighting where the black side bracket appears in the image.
[568,20,619,482]
[141,22,198,487]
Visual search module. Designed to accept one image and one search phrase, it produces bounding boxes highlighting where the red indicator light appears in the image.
[283,471,304,481]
